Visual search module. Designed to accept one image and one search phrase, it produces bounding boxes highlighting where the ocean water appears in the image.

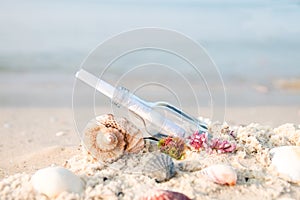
[0,0,299,107]
[1,1,300,75]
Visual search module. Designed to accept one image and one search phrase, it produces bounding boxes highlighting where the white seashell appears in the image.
[270,146,300,183]
[140,152,175,182]
[83,114,144,163]
[31,167,84,198]
[200,164,237,186]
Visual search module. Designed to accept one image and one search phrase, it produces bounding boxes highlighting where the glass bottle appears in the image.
[76,69,207,140]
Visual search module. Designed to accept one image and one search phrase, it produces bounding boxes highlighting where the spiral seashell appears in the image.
[117,117,145,153]
[270,146,300,183]
[140,189,191,200]
[83,114,144,163]
[199,164,237,186]
[139,152,175,182]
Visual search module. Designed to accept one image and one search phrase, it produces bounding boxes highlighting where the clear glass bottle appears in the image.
[76,69,207,140]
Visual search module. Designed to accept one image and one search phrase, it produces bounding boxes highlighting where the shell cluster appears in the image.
[199,164,237,186]
[140,189,191,200]
[31,167,84,198]
[270,146,300,183]
[83,114,145,163]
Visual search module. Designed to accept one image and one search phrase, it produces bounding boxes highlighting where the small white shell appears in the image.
[270,146,300,183]
[140,152,175,182]
[200,164,237,186]
[31,167,84,198]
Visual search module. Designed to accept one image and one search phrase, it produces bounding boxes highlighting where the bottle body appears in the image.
[112,86,207,139]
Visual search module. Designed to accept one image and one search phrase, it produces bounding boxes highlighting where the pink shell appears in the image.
[140,189,191,200]
[200,164,237,186]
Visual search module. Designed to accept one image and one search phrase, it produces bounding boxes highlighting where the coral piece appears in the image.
[210,138,236,153]
[158,136,186,160]
[189,131,236,154]
[188,131,209,151]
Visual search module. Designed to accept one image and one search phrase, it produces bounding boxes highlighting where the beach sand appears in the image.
[0,106,299,199]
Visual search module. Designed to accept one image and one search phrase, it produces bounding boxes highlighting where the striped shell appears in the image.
[139,152,175,182]
[199,164,237,186]
[83,114,144,163]
[140,189,191,200]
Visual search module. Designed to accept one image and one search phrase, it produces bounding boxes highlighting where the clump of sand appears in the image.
[0,123,300,200]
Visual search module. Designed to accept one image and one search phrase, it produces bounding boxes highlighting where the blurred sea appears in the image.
[0,0,299,107]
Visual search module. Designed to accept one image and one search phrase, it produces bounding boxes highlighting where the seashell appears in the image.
[199,164,237,186]
[270,146,300,183]
[177,160,203,172]
[140,189,191,200]
[83,114,144,163]
[31,166,84,198]
[139,152,175,182]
